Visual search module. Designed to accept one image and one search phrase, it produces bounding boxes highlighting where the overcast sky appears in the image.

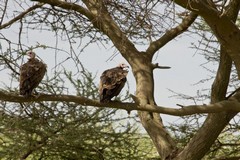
[0,2,215,125]
[1,21,214,124]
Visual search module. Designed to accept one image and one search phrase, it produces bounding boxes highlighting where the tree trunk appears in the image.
[172,1,240,159]
[131,56,176,159]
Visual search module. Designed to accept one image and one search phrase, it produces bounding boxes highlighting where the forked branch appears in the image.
[146,12,198,57]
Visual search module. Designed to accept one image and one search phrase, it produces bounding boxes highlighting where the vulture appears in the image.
[99,63,129,103]
[19,51,47,96]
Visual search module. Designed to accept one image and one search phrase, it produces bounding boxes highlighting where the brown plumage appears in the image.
[19,51,47,96]
[99,63,129,103]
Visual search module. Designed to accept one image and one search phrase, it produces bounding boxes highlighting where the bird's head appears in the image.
[118,63,129,70]
[27,51,36,59]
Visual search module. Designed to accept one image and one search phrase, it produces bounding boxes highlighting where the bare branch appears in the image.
[31,0,94,19]
[32,0,139,62]
[174,0,240,79]
[0,0,9,26]
[1,91,240,116]
[146,12,198,57]
[0,3,44,30]
[222,0,240,18]
[152,63,171,69]
[0,55,20,75]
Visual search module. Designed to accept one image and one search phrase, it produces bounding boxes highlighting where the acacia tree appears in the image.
[1,0,240,160]
[0,67,158,159]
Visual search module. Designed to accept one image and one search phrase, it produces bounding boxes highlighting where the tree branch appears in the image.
[146,12,198,57]
[31,0,94,20]
[0,0,9,26]
[31,0,139,61]
[1,91,240,116]
[223,0,240,18]
[173,0,218,15]
[81,0,139,60]
[0,3,44,30]
[174,0,240,79]
[174,1,240,159]
[152,63,171,70]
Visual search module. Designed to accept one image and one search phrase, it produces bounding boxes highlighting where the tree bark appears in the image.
[174,1,240,159]
[174,0,240,78]
[131,56,176,159]
[9,0,240,159]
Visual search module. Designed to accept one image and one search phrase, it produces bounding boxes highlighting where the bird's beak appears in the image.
[124,65,129,71]
[123,64,129,68]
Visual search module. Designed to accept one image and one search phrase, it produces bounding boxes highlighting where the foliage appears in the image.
[0,69,158,159]
[1,0,240,159]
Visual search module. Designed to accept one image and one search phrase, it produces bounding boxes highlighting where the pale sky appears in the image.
[1,22,213,124]
[0,2,214,125]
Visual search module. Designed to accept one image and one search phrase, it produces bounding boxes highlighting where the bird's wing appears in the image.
[99,67,128,92]
[99,67,128,102]
[19,59,47,94]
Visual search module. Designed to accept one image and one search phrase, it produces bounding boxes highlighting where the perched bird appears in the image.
[99,63,129,103]
[19,51,47,96]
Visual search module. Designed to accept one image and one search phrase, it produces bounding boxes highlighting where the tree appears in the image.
[0,68,158,159]
[1,0,240,159]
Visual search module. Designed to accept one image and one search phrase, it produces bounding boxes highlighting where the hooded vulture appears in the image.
[19,51,47,96]
[99,63,129,103]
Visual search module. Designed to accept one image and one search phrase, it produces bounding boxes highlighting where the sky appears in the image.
[1,23,213,124]
[0,1,215,125]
